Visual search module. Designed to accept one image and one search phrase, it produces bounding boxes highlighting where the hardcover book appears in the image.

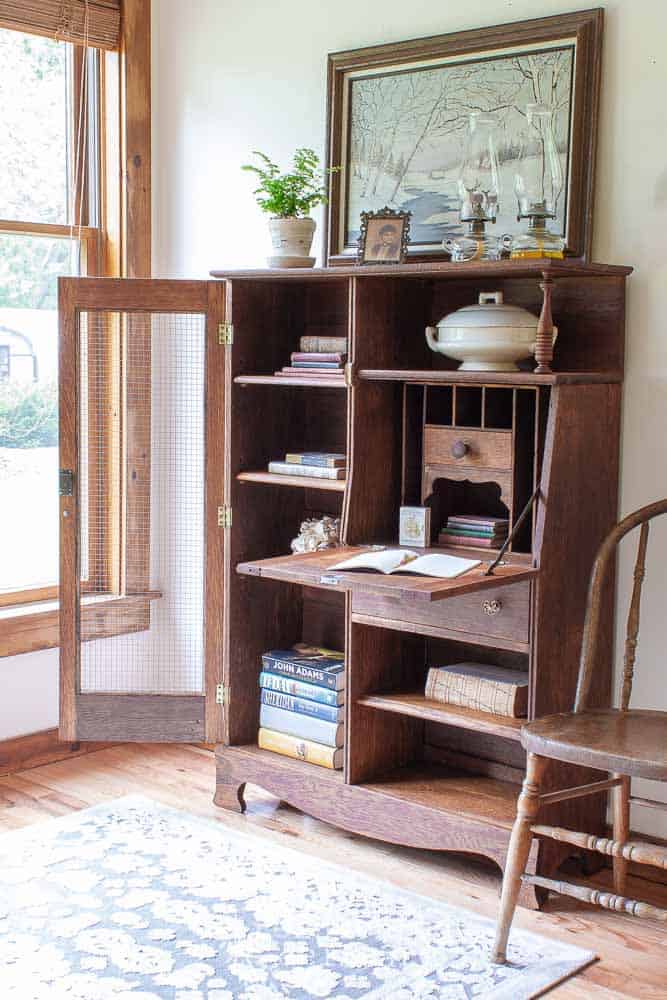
[259,728,343,769]
[299,336,347,353]
[291,353,347,364]
[438,533,499,549]
[259,703,344,747]
[267,461,346,480]
[261,647,345,692]
[289,361,343,369]
[260,688,344,723]
[275,368,345,379]
[425,663,528,718]
[284,452,346,468]
[259,670,344,707]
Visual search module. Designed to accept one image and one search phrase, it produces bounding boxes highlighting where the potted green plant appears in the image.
[242,148,336,268]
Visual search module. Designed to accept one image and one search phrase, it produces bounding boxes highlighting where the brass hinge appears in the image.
[215,683,227,705]
[344,362,354,387]
[59,469,74,496]
[217,504,232,528]
[218,322,234,345]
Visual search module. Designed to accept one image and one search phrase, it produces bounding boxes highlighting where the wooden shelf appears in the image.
[358,691,523,741]
[235,374,346,388]
[236,471,346,492]
[361,762,520,830]
[359,369,622,386]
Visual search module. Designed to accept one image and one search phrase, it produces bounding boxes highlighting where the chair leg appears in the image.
[492,752,548,964]
[612,773,631,894]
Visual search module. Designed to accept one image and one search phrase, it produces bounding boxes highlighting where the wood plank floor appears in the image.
[1,743,666,998]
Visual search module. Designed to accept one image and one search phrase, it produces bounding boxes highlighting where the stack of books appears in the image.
[258,643,345,769]
[275,335,347,380]
[439,514,509,549]
[267,451,346,481]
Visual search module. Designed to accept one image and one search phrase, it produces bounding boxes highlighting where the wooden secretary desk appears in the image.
[58,259,631,907]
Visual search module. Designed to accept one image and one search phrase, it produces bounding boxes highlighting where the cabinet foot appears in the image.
[214,778,247,813]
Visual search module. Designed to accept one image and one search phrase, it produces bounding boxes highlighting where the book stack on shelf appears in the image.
[425,663,528,718]
[258,643,345,769]
[267,451,346,481]
[275,335,347,381]
[438,514,509,549]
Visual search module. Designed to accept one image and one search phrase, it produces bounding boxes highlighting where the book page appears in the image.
[392,552,480,578]
[330,548,417,575]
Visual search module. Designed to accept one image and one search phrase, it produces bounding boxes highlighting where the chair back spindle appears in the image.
[574,499,667,713]
[620,521,649,711]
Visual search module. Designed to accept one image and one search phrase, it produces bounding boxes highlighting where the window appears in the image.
[0,27,102,605]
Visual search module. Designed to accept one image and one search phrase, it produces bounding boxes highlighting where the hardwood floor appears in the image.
[1,743,666,997]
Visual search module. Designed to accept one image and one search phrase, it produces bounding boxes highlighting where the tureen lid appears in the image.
[439,292,538,329]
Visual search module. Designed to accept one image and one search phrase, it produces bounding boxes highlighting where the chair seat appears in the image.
[522,709,667,780]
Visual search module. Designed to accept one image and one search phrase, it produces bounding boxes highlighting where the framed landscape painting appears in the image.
[324,10,602,264]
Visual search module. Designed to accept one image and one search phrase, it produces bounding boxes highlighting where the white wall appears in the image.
[4,0,666,835]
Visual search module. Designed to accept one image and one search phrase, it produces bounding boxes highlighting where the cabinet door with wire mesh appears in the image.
[58,278,227,743]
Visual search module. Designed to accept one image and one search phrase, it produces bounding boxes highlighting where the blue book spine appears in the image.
[260,688,343,723]
[259,671,343,707]
[261,653,345,691]
[259,704,344,748]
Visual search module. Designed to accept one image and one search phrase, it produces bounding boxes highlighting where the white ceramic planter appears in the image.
[267,217,316,268]
[425,291,557,372]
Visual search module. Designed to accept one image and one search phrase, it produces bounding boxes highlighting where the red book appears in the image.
[291,352,347,363]
[438,532,499,548]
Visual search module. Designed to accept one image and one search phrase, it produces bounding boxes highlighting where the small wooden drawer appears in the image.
[423,426,512,470]
[351,580,531,648]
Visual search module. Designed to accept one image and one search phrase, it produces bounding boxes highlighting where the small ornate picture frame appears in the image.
[357,207,411,265]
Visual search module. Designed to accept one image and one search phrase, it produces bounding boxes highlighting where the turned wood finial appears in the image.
[621,521,650,711]
[535,275,555,374]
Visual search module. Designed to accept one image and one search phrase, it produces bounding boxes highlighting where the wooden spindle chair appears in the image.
[493,498,667,964]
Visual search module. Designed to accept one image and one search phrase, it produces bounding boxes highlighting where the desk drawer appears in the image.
[423,426,512,470]
[352,579,531,647]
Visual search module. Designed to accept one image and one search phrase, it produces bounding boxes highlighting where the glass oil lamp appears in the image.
[511,104,566,259]
[445,112,509,262]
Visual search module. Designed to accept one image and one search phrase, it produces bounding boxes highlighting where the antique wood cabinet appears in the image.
[59,259,631,907]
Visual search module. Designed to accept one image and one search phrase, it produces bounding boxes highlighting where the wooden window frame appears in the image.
[1,0,151,656]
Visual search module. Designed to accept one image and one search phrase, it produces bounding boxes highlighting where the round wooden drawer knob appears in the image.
[482,599,502,616]
[451,439,469,459]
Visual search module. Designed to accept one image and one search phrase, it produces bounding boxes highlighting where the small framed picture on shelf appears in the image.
[357,207,410,265]
[399,506,431,548]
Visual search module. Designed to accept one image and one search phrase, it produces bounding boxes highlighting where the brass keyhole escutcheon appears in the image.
[482,598,502,616]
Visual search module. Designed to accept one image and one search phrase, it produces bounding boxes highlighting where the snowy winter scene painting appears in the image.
[341,43,575,251]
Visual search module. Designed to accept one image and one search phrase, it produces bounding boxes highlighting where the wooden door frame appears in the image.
[59,277,226,743]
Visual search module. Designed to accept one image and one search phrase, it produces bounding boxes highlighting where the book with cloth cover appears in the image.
[284,452,346,468]
[259,703,344,747]
[267,461,345,480]
[261,645,345,691]
[258,728,343,769]
[259,670,344,706]
[288,361,343,369]
[291,353,347,364]
[260,687,344,723]
[425,663,528,718]
[299,335,347,353]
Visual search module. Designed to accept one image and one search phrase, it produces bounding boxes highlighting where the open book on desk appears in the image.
[330,548,480,579]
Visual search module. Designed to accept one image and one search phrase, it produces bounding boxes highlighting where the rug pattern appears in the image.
[0,796,594,999]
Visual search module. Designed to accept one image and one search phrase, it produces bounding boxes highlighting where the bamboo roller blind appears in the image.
[0,0,120,50]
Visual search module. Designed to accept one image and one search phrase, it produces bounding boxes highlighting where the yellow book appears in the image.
[258,728,343,770]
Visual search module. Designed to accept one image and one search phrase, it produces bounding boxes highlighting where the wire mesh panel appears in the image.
[78,310,206,696]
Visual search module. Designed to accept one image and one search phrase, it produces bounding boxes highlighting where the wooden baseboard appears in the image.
[0,728,115,777]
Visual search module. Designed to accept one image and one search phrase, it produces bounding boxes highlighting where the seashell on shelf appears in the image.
[291,516,341,553]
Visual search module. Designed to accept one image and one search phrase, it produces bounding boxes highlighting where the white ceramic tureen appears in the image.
[425,291,557,372]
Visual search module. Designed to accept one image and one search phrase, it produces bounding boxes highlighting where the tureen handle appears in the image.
[478,291,504,305]
[425,326,439,351]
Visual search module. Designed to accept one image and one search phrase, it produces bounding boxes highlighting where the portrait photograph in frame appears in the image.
[324,9,602,264]
[357,207,410,264]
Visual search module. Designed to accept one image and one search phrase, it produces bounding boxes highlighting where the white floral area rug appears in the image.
[0,794,595,1000]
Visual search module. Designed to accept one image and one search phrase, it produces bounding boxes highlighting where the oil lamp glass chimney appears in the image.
[510,103,566,259]
[445,112,508,262]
